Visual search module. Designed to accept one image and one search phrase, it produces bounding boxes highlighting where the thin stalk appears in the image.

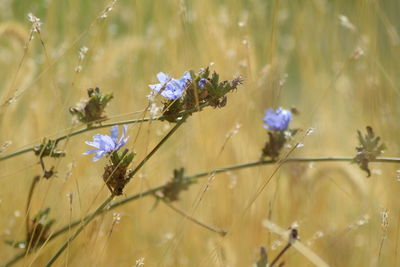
[23,176,40,255]
[270,243,292,267]
[270,229,298,267]
[3,156,400,266]
[128,114,189,180]
[44,195,114,267]
[162,199,227,236]
[25,176,40,241]
[43,115,189,267]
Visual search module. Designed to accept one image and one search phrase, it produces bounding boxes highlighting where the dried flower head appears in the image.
[352,126,386,177]
[70,87,113,126]
[100,0,117,19]
[135,257,145,266]
[27,13,42,33]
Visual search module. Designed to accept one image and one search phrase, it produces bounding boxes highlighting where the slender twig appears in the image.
[23,175,43,258]
[0,105,207,162]
[3,156,400,267]
[43,115,189,267]
[396,210,400,266]
[44,195,114,267]
[270,229,298,267]
[25,176,40,241]
[128,114,189,180]
[161,197,227,236]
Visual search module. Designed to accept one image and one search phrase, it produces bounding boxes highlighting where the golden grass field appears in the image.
[1,0,400,266]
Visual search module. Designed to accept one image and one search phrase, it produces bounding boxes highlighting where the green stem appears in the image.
[3,156,400,267]
[44,195,114,267]
[0,105,206,162]
[43,115,189,267]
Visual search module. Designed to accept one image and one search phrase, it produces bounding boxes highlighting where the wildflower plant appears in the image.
[2,38,399,267]
[352,126,386,177]
[70,87,114,126]
[84,125,135,195]
[6,208,55,250]
[161,168,197,202]
[33,138,65,159]
[26,208,55,248]
[253,228,299,267]
[149,67,242,122]
[261,107,298,159]
[33,138,65,179]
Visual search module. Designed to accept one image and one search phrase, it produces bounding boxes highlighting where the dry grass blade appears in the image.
[262,219,330,267]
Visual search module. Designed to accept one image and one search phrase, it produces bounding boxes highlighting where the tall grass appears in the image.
[0,0,399,266]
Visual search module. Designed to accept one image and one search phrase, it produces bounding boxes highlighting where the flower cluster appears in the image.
[261,107,297,159]
[161,168,197,202]
[70,87,113,126]
[149,67,242,122]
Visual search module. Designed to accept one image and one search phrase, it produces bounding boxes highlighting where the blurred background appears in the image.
[0,0,400,266]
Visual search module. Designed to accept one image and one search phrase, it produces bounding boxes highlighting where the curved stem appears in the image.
[44,195,114,267]
[3,156,400,266]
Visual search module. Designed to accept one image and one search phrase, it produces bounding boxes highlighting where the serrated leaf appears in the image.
[353,126,386,177]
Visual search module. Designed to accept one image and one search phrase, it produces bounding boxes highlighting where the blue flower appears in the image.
[263,107,291,131]
[149,72,191,100]
[83,125,129,161]
[198,78,207,89]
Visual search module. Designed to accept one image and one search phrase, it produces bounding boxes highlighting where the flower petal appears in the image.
[110,125,119,142]
[83,149,99,155]
[92,150,106,161]
[116,125,129,150]
[97,135,116,152]
[262,107,292,131]
[180,72,191,81]
[156,72,169,83]
[85,141,100,148]
[198,78,207,89]
[149,84,162,92]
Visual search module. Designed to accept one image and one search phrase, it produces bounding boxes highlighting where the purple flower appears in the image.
[83,125,129,161]
[198,78,207,89]
[263,107,291,131]
[149,72,191,100]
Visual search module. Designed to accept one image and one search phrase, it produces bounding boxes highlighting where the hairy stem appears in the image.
[0,105,207,162]
[3,156,400,266]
